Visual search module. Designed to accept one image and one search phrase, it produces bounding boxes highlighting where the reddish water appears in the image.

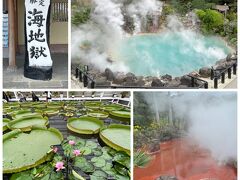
[134,138,237,180]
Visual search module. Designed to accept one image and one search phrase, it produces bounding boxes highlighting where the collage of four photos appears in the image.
[1,0,238,180]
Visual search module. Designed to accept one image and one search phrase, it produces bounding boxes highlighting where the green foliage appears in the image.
[10,163,63,180]
[196,9,224,33]
[227,12,237,21]
[10,136,131,180]
[162,4,175,16]
[192,0,215,10]
[72,7,91,26]
[170,0,189,14]
[196,7,237,46]
[134,150,152,168]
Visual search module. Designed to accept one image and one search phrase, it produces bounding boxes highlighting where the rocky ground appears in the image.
[72,52,237,89]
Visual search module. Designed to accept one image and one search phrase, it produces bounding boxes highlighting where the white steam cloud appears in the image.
[143,92,237,162]
[71,0,163,72]
[126,0,163,33]
[166,15,229,62]
[72,2,230,76]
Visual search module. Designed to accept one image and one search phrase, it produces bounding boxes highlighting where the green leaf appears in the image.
[75,157,87,166]
[67,136,77,141]
[81,162,95,173]
[108,148,117,156]
[79,147,92,155]
[92,170,108,178]
[31,168,37,175]
[102,146,111,153]
[85,141,98,149]
[102,168,116,176]
[100,152,112,160]
[115,174,130,180]
[101,163,115,175]
[134,150,152,168]
[49,171,64,180]
[114,163,129,176]
[113,152,130,169]
[90,176,106,180]
[75,139,86,147]
[3,127,63,174]
[10,171,33,180]
[74,157,94,173]
[91,157,106,168]
[92,148,103,156]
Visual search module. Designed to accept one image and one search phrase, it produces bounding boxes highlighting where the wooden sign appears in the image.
[24,0,52,80]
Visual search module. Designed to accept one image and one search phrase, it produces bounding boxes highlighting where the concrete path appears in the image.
[201,74,237,89]
[3,53,68,89]
[224,77,237,89]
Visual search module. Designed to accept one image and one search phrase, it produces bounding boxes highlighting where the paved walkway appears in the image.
[201,75,237,89]
[3,53,68,89]
[224,77,237,89]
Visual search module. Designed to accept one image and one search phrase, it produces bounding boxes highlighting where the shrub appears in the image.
[163,4,175,16]
[196,9,224,33]
[72,7,91,26]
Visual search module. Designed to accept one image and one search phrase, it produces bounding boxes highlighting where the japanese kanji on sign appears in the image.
[24,0,52,80]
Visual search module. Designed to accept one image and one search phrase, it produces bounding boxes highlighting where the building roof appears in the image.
[214,5,229,12]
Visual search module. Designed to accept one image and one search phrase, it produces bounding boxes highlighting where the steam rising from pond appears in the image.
[72,2,231,76]
[72,0,163,72]
[142,92,237,163]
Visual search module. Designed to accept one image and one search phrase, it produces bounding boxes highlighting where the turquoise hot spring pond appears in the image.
[116,32,231,77]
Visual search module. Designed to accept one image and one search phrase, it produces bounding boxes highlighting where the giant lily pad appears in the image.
[20,103,33,108]
[101,105,124,112]
[3,102,20,108]
[64,106,77,112]
[100,124,130,155]
[87,111,109,119]
[47,102,64,109]
[84,101,102,106]
[32,104,47,109]
[12,110,42,119]
[7,116,49,131]
[67,117,104,134]
[110,111,130,122]
[84,101,102,110]
[3,127,63,173]
[3,108,12,115]
[42,109,59,117]
[3,118,11,132]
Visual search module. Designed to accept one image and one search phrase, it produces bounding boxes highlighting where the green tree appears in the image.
[196,9,224,33]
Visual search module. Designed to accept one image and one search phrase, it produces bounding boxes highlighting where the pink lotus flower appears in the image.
[73,150,81,156]
[52,147,58,153]
[55,162,65,171]
[69,140,75,145]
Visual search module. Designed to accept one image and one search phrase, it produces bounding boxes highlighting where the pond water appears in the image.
[116,32,231,77]
[134,138,237,180]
